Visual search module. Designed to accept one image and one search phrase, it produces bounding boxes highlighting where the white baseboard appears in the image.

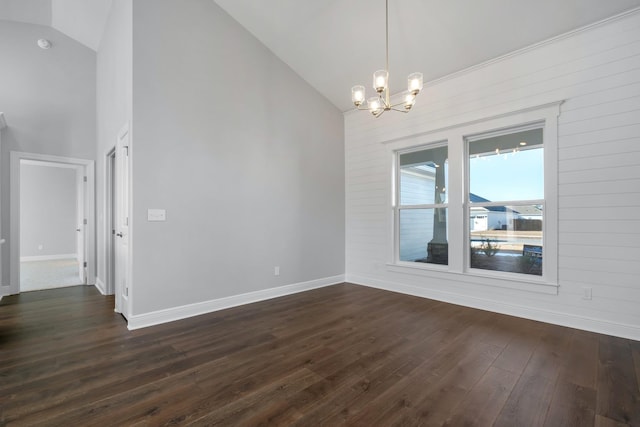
[20,254,77,262]
[127,274,345,330]
[94,278,108,295]
[346,274,640,342]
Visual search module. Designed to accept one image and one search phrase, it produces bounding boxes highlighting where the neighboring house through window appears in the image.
[467,127,544,276]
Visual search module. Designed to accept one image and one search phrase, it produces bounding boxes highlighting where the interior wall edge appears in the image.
[94,277,107,295]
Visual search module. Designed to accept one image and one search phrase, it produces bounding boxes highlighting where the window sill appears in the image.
[386,262,559,295]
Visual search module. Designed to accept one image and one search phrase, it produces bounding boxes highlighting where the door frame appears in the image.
[9,151,95,295]
[75,166,86,283]
[0,114,6,295]
[104,147,116,296]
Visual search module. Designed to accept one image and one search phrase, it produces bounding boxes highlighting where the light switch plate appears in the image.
[148,209,166,221]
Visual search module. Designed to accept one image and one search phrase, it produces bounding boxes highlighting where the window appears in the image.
[467,127,544,276]
[396,145,448,265]
[390,102,560,290]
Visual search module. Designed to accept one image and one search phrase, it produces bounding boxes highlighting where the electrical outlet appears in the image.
[582,287,592,300]
[147,209,166,221]
[274,266,280,276]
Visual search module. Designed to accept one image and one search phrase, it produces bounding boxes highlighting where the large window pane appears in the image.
[398,145,448,266]
[399,208,448,264]
[400,146,448,205]
[468,127,544,277]
[469,204,543,275]
[469,128,543,202]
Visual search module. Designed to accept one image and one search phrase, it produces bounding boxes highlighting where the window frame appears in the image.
[388,102,560,294]
[394,142,449,267]
[464,122,545,278]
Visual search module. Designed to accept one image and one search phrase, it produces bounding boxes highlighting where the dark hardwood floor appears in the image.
[0,283,638,426]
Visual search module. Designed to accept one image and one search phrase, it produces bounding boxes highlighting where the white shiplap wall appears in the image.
[345,10,640,340]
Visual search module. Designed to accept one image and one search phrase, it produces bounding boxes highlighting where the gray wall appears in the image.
[95,0,132,290]
[20,164,77,258]
[129,0,345,314]
[0,20,96,285]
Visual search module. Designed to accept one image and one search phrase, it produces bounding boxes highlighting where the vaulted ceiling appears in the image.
[213,0,640,111]
[2,0,640,111]
[0,0,112,51]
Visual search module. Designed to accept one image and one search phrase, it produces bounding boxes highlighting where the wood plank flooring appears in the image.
[0,283,638,426]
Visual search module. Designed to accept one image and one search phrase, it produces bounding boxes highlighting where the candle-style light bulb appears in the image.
[408,72,423,95]
[403,91,416,110]
[368,96,382,115]
[352,85,366,106]
[373,70,388,93]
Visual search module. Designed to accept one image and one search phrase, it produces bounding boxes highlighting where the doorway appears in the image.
[19,160,84,291]
[9,152,95,296]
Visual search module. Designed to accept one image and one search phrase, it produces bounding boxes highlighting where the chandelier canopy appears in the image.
[351,0,423,118]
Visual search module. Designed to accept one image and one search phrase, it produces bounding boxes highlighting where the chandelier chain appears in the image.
[385,0,389,76]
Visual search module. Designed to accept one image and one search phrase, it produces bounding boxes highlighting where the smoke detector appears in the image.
[37,39,52,49]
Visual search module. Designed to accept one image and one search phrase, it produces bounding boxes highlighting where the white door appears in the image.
[114,126,130,318]
[76,168,87,283]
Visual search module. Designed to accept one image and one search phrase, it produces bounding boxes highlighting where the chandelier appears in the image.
[351,0,423,118]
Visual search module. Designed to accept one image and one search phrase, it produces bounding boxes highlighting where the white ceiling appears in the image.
[0,0,111,51]
[213,0,640,111]
[2,1,640,111]
[50,0,112,51]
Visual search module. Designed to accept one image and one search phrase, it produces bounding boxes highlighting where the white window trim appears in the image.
[387,101,562,294]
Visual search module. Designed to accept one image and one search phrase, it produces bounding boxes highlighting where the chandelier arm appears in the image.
[356,105,387,113]
[389,101,412,109]
[390,107,410,113]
